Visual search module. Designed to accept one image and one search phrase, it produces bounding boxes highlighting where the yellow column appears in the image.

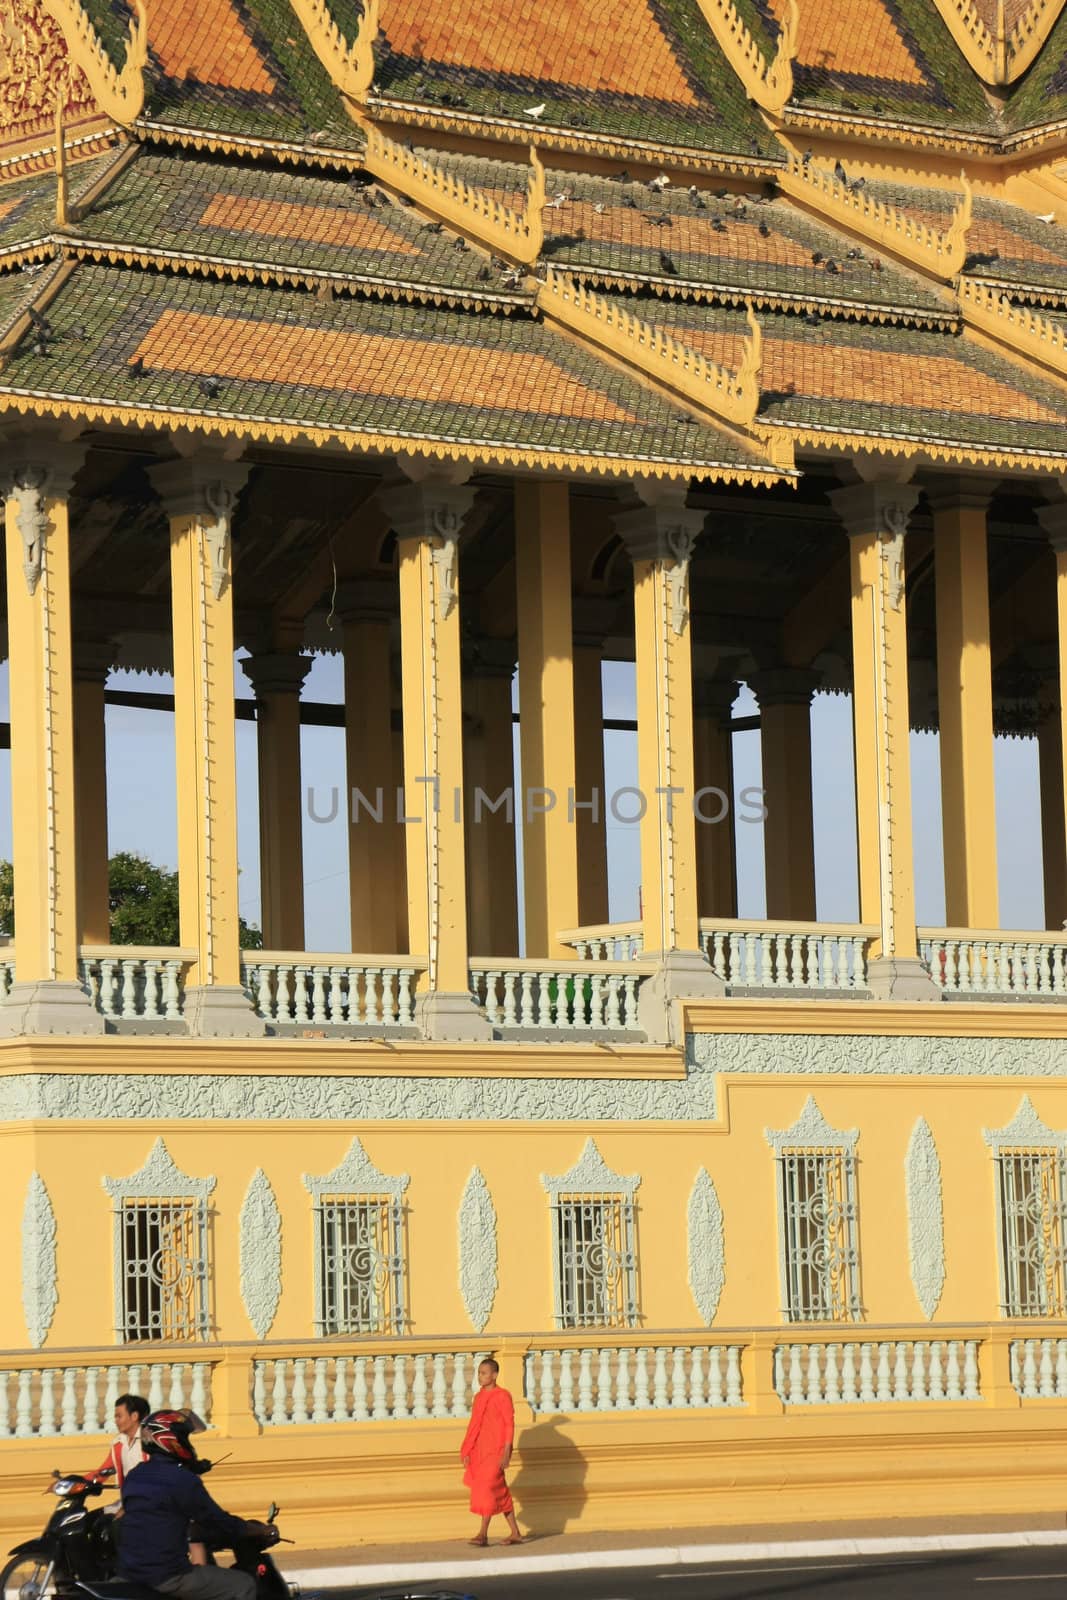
[73,640,113,946]
[240,651,312,951]
[514,481,579,957]
[932,484,999,928]
[614,488,723,1043]
[1039,499,1067,930]
[463,641,518,956]
[0,448,103,1032]
[572,632,609,927]
[831,481,936,999]
[150,457,264,1036]
[341,580,401,952]
[693,676,737,918]
[381,476,491,1039]
[750,668,819,921]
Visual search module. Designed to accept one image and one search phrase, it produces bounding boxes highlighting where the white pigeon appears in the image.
[523,102,547,118]
[1036,211,1057,223]
[650,172,670,190]
[547,191,571,207]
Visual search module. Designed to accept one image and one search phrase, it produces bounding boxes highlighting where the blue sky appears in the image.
[0,657,1046,948]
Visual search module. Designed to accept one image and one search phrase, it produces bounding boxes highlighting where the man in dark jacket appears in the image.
[119,1410,272,1600]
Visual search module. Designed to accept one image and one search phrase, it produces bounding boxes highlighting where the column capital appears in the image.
[924,475,994,516]
[1038,495,1067,553]
[240,651,313,699]
[72,636,117,685]
[148,457,251,522]
[693,675,738,725]
[377,478,477,543]
[1,442,86,503]
[830,480,922,541]
[612,499,706,565]
[335,575,398,624]
[462,634,516,679]
[748,666,821,709]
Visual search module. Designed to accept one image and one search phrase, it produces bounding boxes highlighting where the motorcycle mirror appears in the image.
[267,1503,279,1523]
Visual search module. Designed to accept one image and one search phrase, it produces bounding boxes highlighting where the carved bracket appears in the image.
[288,0,379,103]
[430,505,460,622]
[879,502,910,612]
[664,524,696,636]
[40,0,147,125]
[8,470,51,596]
[202,481,235,600]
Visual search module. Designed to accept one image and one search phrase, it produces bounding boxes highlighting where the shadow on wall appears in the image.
[510,1417,588,1536]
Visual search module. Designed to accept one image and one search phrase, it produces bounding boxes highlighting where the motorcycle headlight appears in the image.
[51,1478,75,1496]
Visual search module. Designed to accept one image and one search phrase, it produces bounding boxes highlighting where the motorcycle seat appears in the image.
[74,1581,169,1600]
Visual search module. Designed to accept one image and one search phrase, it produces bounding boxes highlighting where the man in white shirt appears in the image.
[91,1393,148,1498]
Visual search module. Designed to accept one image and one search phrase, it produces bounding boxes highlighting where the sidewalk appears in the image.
[276,1511,1067,1589]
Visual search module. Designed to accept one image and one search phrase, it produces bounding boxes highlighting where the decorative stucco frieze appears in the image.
[688,1030,1067,1084]
[687,1168,725,1326]
[983,1094,1067,1151]
[239,1169,282,1339]
[458,1168,498,1333]
[905,1119,946,1320]
[303,1138,409,1200]
[765,1095,858,1155]
[102,1137,216,1201]
[542,1138,640,1199]
[22,1172,58,1348]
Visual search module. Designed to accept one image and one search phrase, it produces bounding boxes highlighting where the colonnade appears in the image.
[1,436,1065,1036]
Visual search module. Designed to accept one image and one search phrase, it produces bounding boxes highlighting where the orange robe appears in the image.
[460,1385,515,1516]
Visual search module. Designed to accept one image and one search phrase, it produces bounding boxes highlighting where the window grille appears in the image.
[315,1194,406,1336]
[551,1194,637,1329]
[996,1148,1067,1317]
[777,1149,861,1323]
[119,1197,209,1342]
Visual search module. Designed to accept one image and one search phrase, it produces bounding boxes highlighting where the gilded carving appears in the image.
[0,0,91,143]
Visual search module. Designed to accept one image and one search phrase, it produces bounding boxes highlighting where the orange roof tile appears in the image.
[199,194,422,256]
[132,309,639,423]
[768,0,926,82]
[381,0,698,104]
[148,0,276,92]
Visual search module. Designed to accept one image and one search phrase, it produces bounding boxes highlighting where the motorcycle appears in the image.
[0,1471,117,1600]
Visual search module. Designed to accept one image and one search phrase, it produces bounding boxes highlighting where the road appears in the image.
[338,1546,1067,1599]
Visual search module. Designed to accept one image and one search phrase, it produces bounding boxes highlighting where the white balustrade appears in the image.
[470,959,650,1032]
[0,955,13,997]
[1010,1339,1067,1397]
[558,924,644,961]
[774,1340,981,1404]
[526,1344,744,1412]
[243,953,423,1028]
[79,948,194,1022]
[0,1360,213,1438]
[700,921,875,991]
[254,1349,482,1424]
[919,930,1067,998]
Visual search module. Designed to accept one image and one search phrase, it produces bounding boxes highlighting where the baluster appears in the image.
[652,1348,670,1409]
[353,1357,369,1423]
[538,1351,555,1414]
[854,936,868,989]
[513,971,529,1028]
[787,1344,804,1403]
[535,970,551,1026]
[616,1346,632,1410]
[310,966,327,1025]
[632,1348,650,1410]
[524,1352,536,1411]
[119,959,138,1019]
[142,960,162,1020]
[876,1344,892,1402]
[756,932,770,985]
[726,1347,742,1406]
[623,974,639,1028]
[431,1354,449,1419]
[148,1366,165,1412]
[774,1347,784,1401]
[412,1354,429,1420]
[791,935,805,988]
[577,1349,595,1412]
[291,1360,309,1425]
[1056,1342,1067,1397]
[308,1357,327,1423]
[559,1350,575,1412]
[39,1370,56,1435]
[946,1341,962,1401]
[163,960,183,1021]
[393,1354,408,1419]
[293,966,311,1024]
[366,967,383,1026]
[253,1364,266,1424]
[15,1371,33,1437]
[669,1347,687,1408]
[805,1344,822,1403]
[127,1366,143,1408]
[451,1353,468,1418]
[191,1363,208,1419]
[271,1360,288,1425]
[323,966,343,1024]
[398,969,416,1026]
[963,1341,980,1400]
[910,1342,925,1402]
[99,960,118,1019]
[372,1355,389,1420]
[82,1367,101,1434]
[552,972,568,1028]
[596,1348,614,1410]
[824,1343,840,1403]
[168,1363,185,1408]
[928,1342,944,1402]
[1053,946,1066,996]
[840,1344,857,1404]
[687,1346,703,1408]
[1040,1339,1056,1398]
[892,1342,908,1402]
[1021,1340,1038,1399]
[1025,943,1039,995]
[944,940,958,992]
[744,933,758,987]
[0,1373,10,1438]
[606,974,622,1031]
[476,971,494,1028]
[859,1344,875,1403]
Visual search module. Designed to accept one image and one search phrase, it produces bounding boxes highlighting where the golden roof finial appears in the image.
[54,88,69,229]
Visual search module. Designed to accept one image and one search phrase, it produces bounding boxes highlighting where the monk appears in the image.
[460,1358,523,1547]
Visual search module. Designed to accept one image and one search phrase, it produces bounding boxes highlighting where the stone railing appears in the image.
[918,930,1067,998]
[0,951,13,998]
[80,946,196,1023]
[699,920,877,992]
[254,1345,487,1425]
[526,1339,744,1413]
[0,1353,213,1439]
[242,953,425,1029]
[774,1337,981,1404]
[469,958,652,1033]
[557,922,644,961]
[1010,1338,1067,1398]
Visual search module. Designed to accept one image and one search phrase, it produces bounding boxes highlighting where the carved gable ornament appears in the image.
[0,0,93,148]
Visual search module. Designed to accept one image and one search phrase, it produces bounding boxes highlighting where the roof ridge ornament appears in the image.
[1005,0,1067,80]
[287,0,379,104]
[780,154,972,281]
[39,0,147,125]
[363,126,544,264]
[959,277,1067,384]
[693,0,797,114]
[924,0,1062,81]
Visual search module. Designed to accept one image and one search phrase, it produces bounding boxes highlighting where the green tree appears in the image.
[0,853,263,948]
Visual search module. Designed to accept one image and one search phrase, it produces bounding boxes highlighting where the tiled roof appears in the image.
[70,150,527,302]
[742,0,996,129]
[645,297,1067,457]
[1006,1,1067,126]
[0,261,775,478]
[0,152,119,263]
[372,0,777,157]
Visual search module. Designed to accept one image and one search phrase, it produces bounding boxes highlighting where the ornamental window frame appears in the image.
[984,1097,1067,1319]
[303,1139,409,1337]
[541,1139,640,1331]
[102,1139,215,1344]
[766,1097,862,1324]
